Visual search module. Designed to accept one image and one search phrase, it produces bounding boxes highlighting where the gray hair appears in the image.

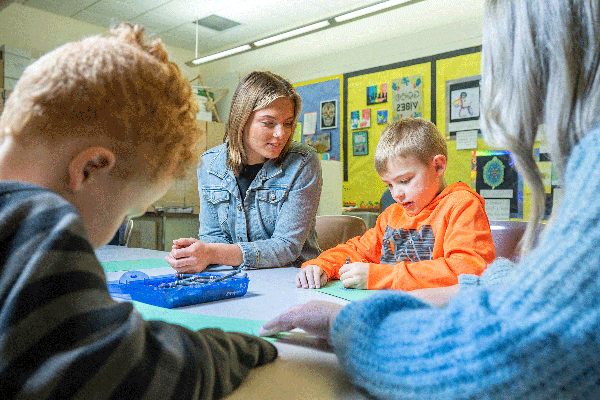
[481,0,600,255]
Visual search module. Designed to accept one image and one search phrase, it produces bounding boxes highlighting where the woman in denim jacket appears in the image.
[167,71,322,271]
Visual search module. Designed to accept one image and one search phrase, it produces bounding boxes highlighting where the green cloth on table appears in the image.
[315,279,381,302]
[101,258,170,272]
[133,301,271,339]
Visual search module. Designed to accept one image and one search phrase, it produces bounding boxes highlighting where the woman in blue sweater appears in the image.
[260,0,600,398]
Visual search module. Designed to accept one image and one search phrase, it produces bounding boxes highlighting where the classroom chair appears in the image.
[380,188,395,212]
[490,220,529,262]
[315,215,368,252]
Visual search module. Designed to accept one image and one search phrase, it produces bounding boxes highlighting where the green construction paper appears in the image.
[101,258,171,272]
[132,301,271,340]
[314,279,380,302]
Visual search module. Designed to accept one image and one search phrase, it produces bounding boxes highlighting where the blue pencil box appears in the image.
[107,270,249,309]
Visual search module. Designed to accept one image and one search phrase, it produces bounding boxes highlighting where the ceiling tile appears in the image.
[23,0,86,17]
[81,0,141,21]
[156,0,222,23]
[125,0,173,14]
[156,29,198,52]
[70,9,115,28]
[131,12,179,33]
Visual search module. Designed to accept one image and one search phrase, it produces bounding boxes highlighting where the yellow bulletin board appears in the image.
[343,62,432,208]
[332,45,554,221]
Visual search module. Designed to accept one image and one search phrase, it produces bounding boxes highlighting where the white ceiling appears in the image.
[20,0,388,57]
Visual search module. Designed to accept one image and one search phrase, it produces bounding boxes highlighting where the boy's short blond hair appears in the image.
[374,118,447,174]
[0,23,199,180]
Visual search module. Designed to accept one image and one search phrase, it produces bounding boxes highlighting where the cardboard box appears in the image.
[206,120,225,150]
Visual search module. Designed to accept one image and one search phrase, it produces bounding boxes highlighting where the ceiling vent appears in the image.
[194,14,240,32]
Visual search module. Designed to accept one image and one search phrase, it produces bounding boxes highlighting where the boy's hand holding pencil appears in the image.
[339,260,370,289]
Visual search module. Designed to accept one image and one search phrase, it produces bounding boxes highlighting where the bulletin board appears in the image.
[289,44,553,221]
[343,61,432,208]
[294,75,343,161]
[437,51,526,220]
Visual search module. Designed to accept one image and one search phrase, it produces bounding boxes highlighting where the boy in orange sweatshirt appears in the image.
[297,118,495,290]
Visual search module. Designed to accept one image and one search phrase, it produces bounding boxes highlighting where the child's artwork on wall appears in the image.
[474,150,523,220]
[320,99,338,130]
[446,75,481,138]
[350,110,360,129]
[302,111,317,135]
[312,132,331,153]
[391,74,423,122]
[360,109,371,128]
[367,83,388,105]
[353,131,369,156]
[451,88,480,120]
[377,110,388,124]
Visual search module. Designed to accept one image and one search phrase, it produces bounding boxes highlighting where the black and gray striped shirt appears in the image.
[0,182,276,399]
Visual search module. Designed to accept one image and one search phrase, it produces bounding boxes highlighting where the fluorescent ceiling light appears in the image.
[334,0,412,22]
[254,21,330,47]
[191,44,252,65]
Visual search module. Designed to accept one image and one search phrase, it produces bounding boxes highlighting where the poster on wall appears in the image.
[353,131,369,156]
[302,111,317,136]
[391,74,423,122]
[474,150,523,220]
[446,75,481,138]
[367,83,388,105]
[320,99,337,130]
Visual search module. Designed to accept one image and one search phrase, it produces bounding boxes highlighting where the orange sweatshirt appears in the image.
[303,182,495,290]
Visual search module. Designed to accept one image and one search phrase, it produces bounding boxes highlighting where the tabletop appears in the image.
[96,245,369,400]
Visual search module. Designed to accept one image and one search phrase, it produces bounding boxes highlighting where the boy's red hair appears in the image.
[0,23,200,180]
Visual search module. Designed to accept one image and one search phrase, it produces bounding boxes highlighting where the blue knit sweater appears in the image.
[331,126,600,399]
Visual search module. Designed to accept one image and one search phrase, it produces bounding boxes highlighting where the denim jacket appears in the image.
[197,141,322,268]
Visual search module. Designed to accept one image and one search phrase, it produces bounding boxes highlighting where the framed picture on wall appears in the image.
[350,110,360,129]
[377,110,388,124]
[367,83,388,105]
[360,108,371,128]
[353,131,369,156]
[320,99,337,130]
[445,75,481,138]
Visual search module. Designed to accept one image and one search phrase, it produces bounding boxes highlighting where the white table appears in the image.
[96,245,369,400]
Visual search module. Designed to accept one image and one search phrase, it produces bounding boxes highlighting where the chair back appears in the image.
[315,215,368,252]
[490,221,528,261]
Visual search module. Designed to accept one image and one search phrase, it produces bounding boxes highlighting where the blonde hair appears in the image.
[374,118,447,174]
[0,23,199,180]
[225,71,301,175]
[481,0,600,255]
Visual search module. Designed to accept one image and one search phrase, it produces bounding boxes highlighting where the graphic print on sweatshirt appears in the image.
[380,225,435,264]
